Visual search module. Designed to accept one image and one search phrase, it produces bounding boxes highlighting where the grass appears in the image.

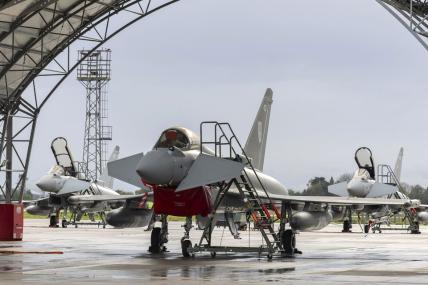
[25,210,186,222]
[24,212,47,219]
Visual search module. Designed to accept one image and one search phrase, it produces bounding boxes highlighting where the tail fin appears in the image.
[99,145,120,188]
[244,88,273,171]
[394,147,403,182]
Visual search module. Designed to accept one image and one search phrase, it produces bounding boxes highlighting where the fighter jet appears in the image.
[328,147,399,198]
[328,147,426,234]
[107,89,420,258]
[26,138,143,227]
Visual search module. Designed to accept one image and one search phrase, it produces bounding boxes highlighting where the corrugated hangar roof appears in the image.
[0,0,123,111]
[0,0,158,112]
[0,0,425,113]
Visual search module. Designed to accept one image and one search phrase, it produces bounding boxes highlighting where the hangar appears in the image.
[0,0,426,237]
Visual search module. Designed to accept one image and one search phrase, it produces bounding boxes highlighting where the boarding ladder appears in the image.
[376,164,419,233]
[191,121,285,258]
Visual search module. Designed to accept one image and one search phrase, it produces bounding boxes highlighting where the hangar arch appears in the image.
[0,0,180,202]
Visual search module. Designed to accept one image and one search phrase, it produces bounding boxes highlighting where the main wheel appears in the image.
[149,227,162,253]
[181,239,192,258]
[364,224,369,234]
[282,229,295,256]
[342,220,351,232]
[49,216,57,227]
[61,219,67,228]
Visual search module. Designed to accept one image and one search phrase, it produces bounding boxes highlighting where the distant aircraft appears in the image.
[107,89,419,258]
[328,147,399,198]
[328,147,426,234]
[26,138,143,228]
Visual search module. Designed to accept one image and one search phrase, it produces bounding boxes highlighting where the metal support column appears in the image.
[5,114,12,203]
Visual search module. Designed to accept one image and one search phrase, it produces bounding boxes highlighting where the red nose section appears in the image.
[152,186,212,217]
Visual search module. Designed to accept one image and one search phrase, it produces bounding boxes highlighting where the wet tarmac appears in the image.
[1,220,428,284]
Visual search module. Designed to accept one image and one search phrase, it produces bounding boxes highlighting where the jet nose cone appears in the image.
[136,149,174,185]
[347,179,368,198]
[36,175,60,193]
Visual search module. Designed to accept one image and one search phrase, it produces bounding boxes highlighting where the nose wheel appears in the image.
[149,227,167,253]
[181,238,193,257]
[149,215,169,253]
[181,216,194,258]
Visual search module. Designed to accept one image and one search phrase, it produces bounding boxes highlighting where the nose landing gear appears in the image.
[149,215,168,253]
[181,216,194,258]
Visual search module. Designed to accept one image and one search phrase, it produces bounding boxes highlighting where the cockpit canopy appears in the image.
[48,165,65,176]
[354,168,371,180]
[354,147,375,179]
[154,127,200,151]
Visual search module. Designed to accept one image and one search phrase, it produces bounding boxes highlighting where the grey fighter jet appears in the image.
[26,138,143,227]
[107,89,420,258]
[328,147,427,233]
[328,147,399,198]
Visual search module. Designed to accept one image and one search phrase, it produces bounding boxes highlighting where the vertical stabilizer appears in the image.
[244,88,273,171]
[99,145,120,188]
[394,147,404,182]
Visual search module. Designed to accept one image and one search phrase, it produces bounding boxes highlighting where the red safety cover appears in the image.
[153,186,212,217]
[0,204,24,241]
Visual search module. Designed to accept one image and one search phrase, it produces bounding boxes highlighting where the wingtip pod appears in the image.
[404,199,421,209]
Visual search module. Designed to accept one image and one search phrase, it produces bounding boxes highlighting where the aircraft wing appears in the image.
[23,197,49,207]
[267,194,420,207]
[67,194,150,204]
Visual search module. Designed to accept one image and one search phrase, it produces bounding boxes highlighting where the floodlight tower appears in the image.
[77,49,112,181]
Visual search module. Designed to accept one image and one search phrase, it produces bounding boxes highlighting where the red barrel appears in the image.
[0,204,24,241]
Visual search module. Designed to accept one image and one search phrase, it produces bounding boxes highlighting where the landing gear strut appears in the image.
[149,215,168,253]
[181,216,193,258]
[281,229,296,256]
[49,209,60,227]
[411,221,421,234]
[280,203,302,257]
[342,207,352,233]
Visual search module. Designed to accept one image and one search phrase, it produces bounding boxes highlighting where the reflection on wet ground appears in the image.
[1,220,428,284]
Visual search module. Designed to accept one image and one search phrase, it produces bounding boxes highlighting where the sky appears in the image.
[25,0,428,193]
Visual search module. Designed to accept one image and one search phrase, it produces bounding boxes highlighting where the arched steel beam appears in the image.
[0,0,181,203]
[39,0,181,110]
[377,0,428,51]
[0,1,98,82]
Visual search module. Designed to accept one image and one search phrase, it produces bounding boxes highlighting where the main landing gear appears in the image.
[342,207,352,233]
[149,215,168,253]
[280,203,302,257]
[281,229,302,256]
